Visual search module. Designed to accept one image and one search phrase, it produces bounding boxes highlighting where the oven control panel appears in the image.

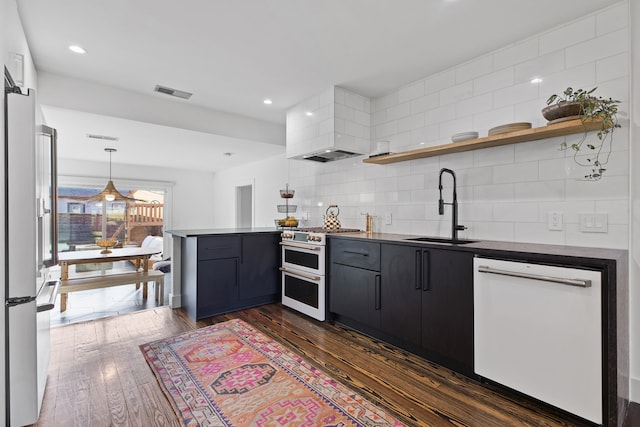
[281,231,326,246]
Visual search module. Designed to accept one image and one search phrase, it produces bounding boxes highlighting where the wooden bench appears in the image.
[59,270,165,312]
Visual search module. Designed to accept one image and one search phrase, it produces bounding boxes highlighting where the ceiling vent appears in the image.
[86,133,119,141]
[154,85,192,100]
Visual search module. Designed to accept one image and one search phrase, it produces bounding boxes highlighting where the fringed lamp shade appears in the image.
[85,148,137,202]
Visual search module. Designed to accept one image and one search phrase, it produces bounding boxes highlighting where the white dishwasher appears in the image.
[473,257,602,424]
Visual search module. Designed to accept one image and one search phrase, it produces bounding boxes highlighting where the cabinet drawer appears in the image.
[330,239,380,271]
[198,236,241,260]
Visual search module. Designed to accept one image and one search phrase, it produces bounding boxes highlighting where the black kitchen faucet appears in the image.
[438,168,467,241]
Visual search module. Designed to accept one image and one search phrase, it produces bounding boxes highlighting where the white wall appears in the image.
[628,0,640,404]
[212,154,289,228]
[58,159,216,231]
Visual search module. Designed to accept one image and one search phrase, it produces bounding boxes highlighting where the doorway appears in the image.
[236,184,253,227]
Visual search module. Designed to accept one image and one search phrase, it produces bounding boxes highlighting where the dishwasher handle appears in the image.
[477,265,592,288]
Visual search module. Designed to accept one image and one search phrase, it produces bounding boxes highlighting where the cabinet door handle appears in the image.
[375,275,381,310]
[415,250,422,290]
[422,251,430,291]
[235,259,239,287]
[344,250,369,257]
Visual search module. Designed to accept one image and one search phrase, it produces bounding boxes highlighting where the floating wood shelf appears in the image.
[363,118,606,165]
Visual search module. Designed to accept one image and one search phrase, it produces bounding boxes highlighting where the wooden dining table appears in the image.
[57,247,164,311]
[58,246,162,281]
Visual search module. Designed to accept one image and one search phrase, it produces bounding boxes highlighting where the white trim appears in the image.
[58,174,174,190]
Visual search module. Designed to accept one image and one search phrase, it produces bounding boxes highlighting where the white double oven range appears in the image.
[280,228,360,321]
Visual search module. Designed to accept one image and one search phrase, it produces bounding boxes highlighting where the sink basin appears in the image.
[405,237,477,245]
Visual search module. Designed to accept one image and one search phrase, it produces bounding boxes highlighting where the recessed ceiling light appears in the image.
[530,77,543,84]
[69,45,86,54]
[263,98,273,105]
[305,112,313,116]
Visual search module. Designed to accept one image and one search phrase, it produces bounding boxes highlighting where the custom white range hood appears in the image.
[286,86,371,162]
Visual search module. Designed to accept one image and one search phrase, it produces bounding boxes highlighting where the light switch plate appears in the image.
[579,213,608,233]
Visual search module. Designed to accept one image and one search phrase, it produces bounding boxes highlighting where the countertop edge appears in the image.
[327,232,627,265]
[166,228,281,238]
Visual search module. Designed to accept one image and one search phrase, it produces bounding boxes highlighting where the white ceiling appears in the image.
[16,0,621,171]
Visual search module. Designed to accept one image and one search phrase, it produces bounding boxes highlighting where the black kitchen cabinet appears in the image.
[421,249,474,374]
[329,239,381,329]
[379,244,473,373]
[182,232,280,320]
[197,257,239,313]
[380,244,422,346]
[239,233,280,300]
[330,263,381,329]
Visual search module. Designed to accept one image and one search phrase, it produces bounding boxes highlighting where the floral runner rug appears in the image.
[140,318,405,426]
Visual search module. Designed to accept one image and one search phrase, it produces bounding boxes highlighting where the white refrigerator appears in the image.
[4,69,59,426]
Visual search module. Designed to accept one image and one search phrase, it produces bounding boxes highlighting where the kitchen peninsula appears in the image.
[166,228,281,320]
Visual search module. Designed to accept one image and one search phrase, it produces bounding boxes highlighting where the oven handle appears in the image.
[279,241,322,251]
[279,267,321,282]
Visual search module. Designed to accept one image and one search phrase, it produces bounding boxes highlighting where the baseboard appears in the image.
[169,293,181,308]
[631,377,640,404]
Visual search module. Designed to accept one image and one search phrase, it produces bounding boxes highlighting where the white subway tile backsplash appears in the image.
[425,105,456,126]
[386,102,411,121]
[539,17,595,55]
[473,145,515,167]
[537,200,595,223]
[284,5,629,250]
[494,162,539,183]
[565,223,628,249]
[440,81,474,106]
[515,223,565,245]
[456,56,493,83]
[566,28,628,68]
[538,63,596,99]
[425,70,456,94]
[398,113,425,133]
[439,117,474,139]
[514,51,565,84]
[474,67,515,96]
[493,202,539,222]
[472,107,516,135]
[375,121,399,138]
[514,180,565,201]
[455,93,493,118]
[399,80,425,103]
[595,199,628,224]
[411,93,440,113]
[474,183,515,202]
[471,222,515,241]
[596,53,628,84]
[398,204,427,220]
[596,3,628,35]
[373,92,399,112]
[565,175,629,200]
[372,110,387,126]
[493,39,539,70]
[493,81,540,108]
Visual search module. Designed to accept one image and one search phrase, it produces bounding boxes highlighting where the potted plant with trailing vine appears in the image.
[542,87,620,180]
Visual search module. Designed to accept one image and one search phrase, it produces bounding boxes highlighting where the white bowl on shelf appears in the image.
[451,131,479,143]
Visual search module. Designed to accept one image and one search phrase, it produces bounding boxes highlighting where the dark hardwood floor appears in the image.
[34,304,594,426]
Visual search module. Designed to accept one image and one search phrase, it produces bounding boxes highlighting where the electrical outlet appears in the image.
[547,212,563,231]
[384,212,392,225]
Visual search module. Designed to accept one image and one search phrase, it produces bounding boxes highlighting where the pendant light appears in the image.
[86,148,135,202]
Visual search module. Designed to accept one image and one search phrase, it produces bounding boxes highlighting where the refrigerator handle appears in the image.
[36,280,60,312]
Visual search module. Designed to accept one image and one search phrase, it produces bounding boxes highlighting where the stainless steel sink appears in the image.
[405,237,477,245]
